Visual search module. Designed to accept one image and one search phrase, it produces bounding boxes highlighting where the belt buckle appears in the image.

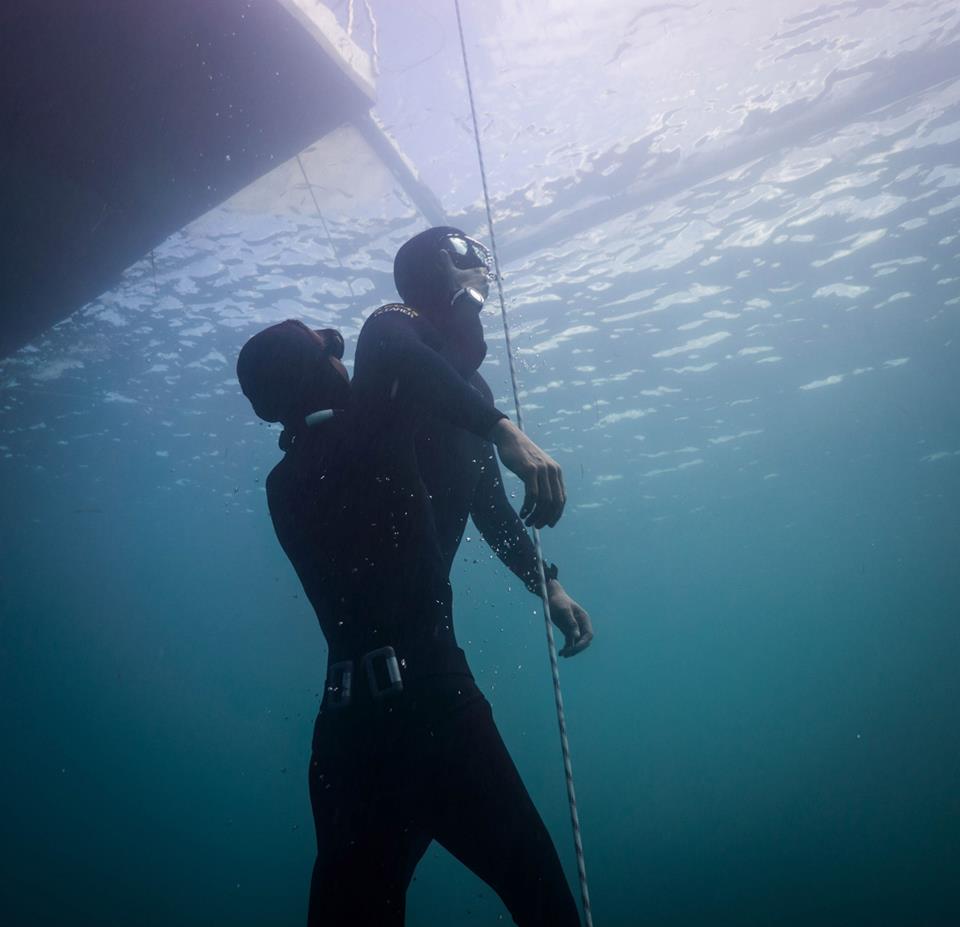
[325,660,353,710]
[362,646,403,700]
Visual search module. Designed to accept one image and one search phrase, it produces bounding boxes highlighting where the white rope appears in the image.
[362,0,380,77]
[295,153,357,299]
[451,3,594,925]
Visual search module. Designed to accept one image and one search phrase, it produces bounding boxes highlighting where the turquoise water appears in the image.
[2,1,959,924]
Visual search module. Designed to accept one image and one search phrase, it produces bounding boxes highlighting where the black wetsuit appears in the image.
[267,304,579,926]
[416,369,544,595]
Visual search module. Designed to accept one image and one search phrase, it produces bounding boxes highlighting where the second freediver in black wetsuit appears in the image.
[236,229,589,926]
[392,228,594,654]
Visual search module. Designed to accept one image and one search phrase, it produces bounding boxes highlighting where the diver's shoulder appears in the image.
[358,301,442,354]
[367,303,421,324]
[357,304,423,346]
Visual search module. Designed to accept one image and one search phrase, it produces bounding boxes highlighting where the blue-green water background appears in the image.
[2,1,959,924]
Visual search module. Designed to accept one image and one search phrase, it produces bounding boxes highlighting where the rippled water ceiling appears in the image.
[3,0,958,460]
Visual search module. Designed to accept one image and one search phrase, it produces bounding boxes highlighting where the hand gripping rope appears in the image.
[452,3,595,924]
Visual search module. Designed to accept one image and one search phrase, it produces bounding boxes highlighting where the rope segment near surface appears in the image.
[451,2,595,925]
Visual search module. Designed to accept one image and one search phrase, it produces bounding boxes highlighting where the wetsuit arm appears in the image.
[467,373,549,594]
[353,308,507,438]
[470,442,547,594]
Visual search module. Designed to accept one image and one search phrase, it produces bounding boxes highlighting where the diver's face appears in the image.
[458,266,490,308]
[434,250,490,314]
[308,327,349,383]
[430,249,489,372]
[297,325,350,410]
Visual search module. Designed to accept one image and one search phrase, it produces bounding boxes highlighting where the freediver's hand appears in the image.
[437,249,490,308]
[488,419,566,528]
[547,581,594,657]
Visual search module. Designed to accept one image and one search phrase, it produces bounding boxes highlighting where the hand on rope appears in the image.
[488,418,566,528]
[546,580,595,658]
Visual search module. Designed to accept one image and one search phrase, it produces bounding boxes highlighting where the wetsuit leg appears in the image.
[425,690,581,927]
[306,710,431,926]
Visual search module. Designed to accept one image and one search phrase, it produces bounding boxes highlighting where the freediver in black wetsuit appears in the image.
[236,229,590,926]
[392,227,594,658]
